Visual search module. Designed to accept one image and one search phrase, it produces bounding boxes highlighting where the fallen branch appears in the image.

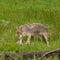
[40,48,60,60]
[0,48,60,60]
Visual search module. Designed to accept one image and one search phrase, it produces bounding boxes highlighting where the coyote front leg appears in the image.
[17,35,22,44]
[26,33,31,44]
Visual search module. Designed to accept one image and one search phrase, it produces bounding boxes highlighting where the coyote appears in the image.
[16,23,50,47]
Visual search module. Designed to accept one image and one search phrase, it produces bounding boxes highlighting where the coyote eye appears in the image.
[17,32,19,34]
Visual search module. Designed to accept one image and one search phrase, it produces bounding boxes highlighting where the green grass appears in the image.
[0,0,60,54]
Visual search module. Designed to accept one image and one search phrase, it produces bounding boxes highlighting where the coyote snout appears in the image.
[16,23,50,47]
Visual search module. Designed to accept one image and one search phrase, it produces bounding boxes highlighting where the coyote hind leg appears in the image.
[43,33,50,47]
[39,35,43,42]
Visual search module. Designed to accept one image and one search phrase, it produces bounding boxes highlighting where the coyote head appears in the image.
[16,26,23,41]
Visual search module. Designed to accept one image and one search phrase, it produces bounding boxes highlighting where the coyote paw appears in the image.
[25,42,30,44]
[16,41,22,45]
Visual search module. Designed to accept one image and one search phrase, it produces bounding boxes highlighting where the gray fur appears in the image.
[16,23,50,47]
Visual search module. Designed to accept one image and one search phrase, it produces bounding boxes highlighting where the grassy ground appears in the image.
[0,0,60,53]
